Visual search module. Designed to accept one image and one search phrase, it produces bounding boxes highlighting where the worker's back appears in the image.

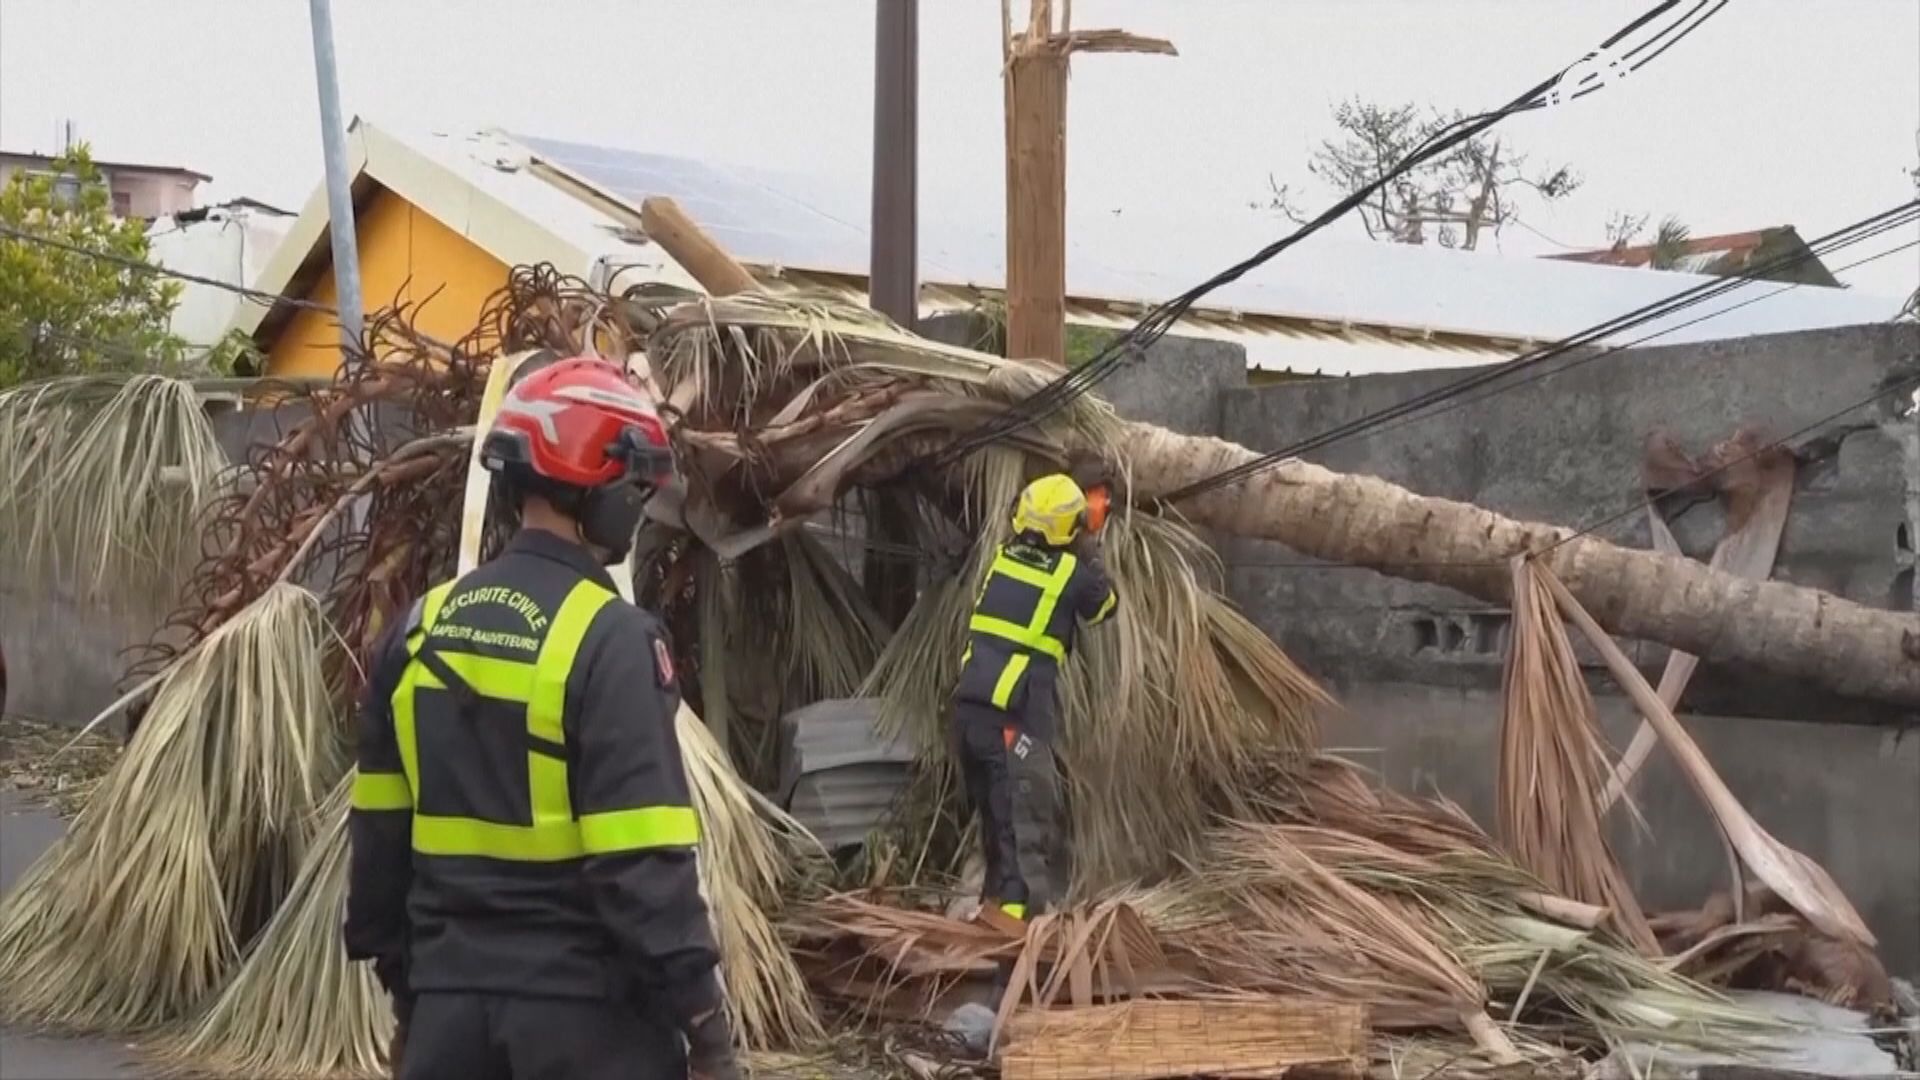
[953,536,1116,741]
[356,529,705,1001]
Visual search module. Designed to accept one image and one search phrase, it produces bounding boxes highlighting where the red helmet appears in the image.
[481,357,674,492]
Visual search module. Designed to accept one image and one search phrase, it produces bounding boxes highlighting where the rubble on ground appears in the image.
[0,715,122,818]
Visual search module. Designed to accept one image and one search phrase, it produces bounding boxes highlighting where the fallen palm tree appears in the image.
[625,221,1920,711]
[0,241,1894,1076]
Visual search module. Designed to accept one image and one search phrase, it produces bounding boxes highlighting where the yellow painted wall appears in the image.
[266,189,510,378]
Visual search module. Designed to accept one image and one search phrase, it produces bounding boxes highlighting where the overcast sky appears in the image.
[2,0,1916,298]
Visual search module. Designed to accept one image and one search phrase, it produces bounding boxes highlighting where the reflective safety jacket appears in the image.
[953,538,1117,742]
[344,529,721,1024]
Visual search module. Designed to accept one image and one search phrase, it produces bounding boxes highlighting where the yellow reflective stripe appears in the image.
[418,583,457,632]
[530,582,614,748]
[528,581,614,826]
[579,806,701,854]
[987,555,1062,589]
[968,614,1067,661]
[392,583,456,795]
[1089,589,1117,625]
[410,807,700,862]
[411,652,537,701]
[968,549,1079,662]
[412,815,585,862]
[1026,551,1076,644]
[352,770,413,811]
[1000,902,1027,920]
[990,653,1031,709]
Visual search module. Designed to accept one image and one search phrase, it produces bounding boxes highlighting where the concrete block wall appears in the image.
[1087,322,1920,974]
[1,398,407,729]
[1220,324,1920,726]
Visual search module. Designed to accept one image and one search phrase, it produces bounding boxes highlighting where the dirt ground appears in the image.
[0,714,123,819]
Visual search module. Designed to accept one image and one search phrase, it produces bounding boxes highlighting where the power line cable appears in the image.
[1348,238,1920,447]
[1158,200,1920,503]
[808,232,1920,572]
[931,0,1727,466]
[0,222,340,316]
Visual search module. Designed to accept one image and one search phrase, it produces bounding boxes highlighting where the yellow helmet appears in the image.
[1011,473,1088,546]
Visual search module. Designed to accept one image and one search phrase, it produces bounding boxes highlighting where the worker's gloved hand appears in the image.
[685,1007,743,1080]
[1070,528,1103,560]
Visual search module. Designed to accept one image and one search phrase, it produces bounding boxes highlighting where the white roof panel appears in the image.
[507,131,1905,351]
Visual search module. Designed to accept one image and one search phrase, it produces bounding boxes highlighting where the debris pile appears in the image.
[0,246,1906,1079]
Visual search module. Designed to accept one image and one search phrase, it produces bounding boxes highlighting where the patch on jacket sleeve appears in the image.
[652,636,677,691]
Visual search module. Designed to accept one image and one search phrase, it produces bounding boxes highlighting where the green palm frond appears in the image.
[0,584,341,1033]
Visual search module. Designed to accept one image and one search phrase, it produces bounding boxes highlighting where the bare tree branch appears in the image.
[1267,97,1582,249]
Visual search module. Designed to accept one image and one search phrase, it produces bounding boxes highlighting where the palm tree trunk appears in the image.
[1112,423,1920,709]
[633,201,1920,712]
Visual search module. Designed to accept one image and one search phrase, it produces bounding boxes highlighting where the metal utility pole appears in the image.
[1002,1,1173,364]
[869,0,920,329]
[308,0,365,357]
[866,0,924,628]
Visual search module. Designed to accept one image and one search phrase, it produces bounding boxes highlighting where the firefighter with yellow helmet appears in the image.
[952,472,1118,922]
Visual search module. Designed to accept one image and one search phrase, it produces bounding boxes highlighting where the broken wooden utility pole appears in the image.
[1002,0,1174,365]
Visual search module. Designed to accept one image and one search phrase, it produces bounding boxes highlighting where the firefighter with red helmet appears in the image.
[344,357,740,1080]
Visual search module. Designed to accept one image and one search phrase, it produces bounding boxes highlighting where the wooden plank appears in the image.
[1000,998,1368,1080]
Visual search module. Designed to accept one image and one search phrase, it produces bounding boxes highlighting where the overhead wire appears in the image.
[1344,237,1920,448]
[0,222,340,316]
[0,316,231,371]
[808,222,1920,573]
[827,363,1920,575]
[931,0,1726,466]
[1158,199,1920,503]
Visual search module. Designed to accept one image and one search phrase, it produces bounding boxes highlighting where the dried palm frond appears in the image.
[648,291,1005,429]
[678,701,828,1050]
[0,373,223,606]
[0,584,341,1032]
[1121,814,1775,1056]
[1498,557,1658,955]
[691,533,888,787]
[157,776,391,1078]
[1536,566,1877,949]
[1196,820,1489,1025]
[997,996,1368,1080]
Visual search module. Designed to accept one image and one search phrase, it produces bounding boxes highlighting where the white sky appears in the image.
[1,0,1916,298]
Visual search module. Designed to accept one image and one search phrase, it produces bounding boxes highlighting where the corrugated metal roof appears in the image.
[776,698,916,852]
[777,269,1521,376]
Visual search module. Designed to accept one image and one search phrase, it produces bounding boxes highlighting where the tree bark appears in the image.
[1109,422,1920,711]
